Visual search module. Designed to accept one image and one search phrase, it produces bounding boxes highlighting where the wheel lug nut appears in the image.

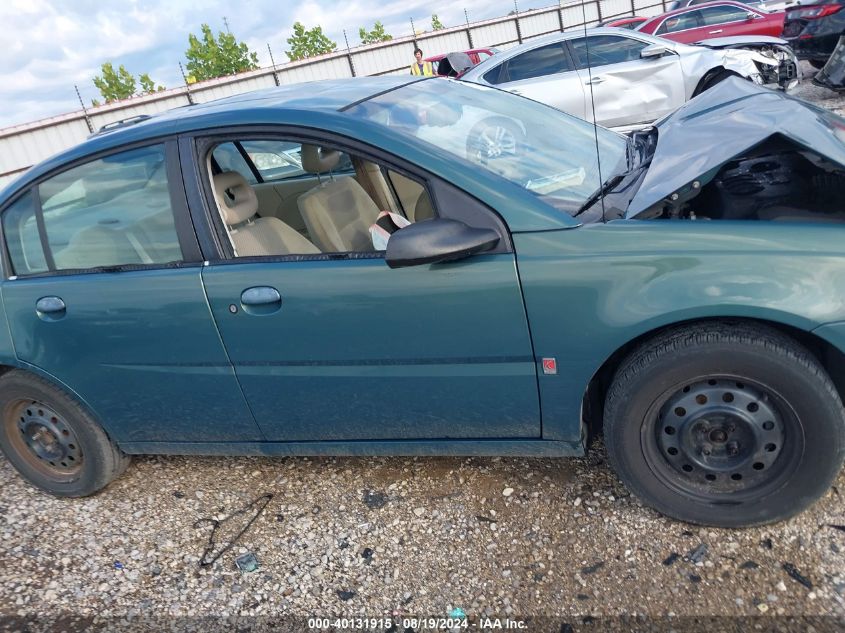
[727,441,739,457]
[701,443,713,456]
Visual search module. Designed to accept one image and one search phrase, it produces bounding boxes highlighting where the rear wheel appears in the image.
[604,322,845,526]
[0,371,129,497]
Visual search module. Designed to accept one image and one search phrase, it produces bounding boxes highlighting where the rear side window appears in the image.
[502,43,573,83]
[657,10,704,33]
[700,5,753,25]
[3,144,183,275]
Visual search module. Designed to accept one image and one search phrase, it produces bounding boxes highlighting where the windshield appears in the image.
[345,79,627,216]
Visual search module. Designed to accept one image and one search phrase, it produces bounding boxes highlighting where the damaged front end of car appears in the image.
[622,77,845,223]
[696,36,801,90]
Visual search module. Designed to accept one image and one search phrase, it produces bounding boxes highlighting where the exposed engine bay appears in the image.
[637,141,845,222]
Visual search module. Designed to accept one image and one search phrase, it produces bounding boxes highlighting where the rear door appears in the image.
[0,142,260,445]
[484,41,588,120]
[568,34,686,127]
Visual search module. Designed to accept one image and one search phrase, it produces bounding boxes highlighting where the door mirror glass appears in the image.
[385,218,499,268]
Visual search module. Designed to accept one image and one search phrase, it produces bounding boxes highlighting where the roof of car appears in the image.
[643,0,763,21]
[3,77,420,199]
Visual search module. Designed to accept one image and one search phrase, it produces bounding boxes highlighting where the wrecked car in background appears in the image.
[459,28,798,130]
[636,1,787,43]
[0,77,843,529]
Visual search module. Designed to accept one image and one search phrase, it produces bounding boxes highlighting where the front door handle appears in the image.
[36,296,66,321]
[239,286,282,315]
[241,287,282,306]
[709,29,723,34]
[585,77,604,85]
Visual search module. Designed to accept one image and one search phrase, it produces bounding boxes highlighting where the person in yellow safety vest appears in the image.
[410,48,435,76]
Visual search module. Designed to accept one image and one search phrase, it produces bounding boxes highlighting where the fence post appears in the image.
[465,9,475,48]
[343,30,357,77]
[74,85,94,134]
[179,62,195,105]
[596,0,603,23]
[514,1,523,44]
[630,0,637,16]
[267,44,281,86]
[557,5,565,32]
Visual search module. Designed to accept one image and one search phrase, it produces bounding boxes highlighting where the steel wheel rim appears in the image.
[641,376,803,504]
[5,399,83,479]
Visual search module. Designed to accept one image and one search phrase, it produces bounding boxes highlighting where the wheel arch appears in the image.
[691,67,741,97]
[0,362,122,447]
[582,316,845,439]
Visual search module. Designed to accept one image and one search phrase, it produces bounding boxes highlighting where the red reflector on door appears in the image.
[542,358,557,375]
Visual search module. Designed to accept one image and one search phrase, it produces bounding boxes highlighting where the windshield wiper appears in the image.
[574,173,626,218]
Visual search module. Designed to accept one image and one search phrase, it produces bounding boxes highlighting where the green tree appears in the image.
[359,21,393,44]
[286,22,337,61]
[185,23,259,81]
[92,62,136,103]
[431,14,445,30]
[138,73,165,94]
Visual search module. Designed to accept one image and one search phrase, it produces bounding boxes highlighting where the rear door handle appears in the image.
[709,29,723,34]
[585,77,604,85]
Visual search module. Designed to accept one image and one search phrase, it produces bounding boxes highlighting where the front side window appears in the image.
[570,35,650,68]
[3,144,183,275]
[207,138,435,258]
[504,43,573,82]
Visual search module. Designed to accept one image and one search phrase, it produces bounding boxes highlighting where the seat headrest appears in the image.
[213,171,258,225]
[301,145,341,174]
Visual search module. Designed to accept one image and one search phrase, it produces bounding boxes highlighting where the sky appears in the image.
[0,0,555,129]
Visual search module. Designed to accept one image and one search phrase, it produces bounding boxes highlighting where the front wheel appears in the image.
[604,322,845,526]
[0,370,129,497]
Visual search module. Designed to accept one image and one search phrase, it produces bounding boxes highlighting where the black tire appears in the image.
[604,322,845,527]
[0,370,129,497]
[465,116,524,165]
[810,59,827,70]
[692,69,740,97]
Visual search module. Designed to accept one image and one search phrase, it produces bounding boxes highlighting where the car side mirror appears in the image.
[747,11,761,18]
[385,218,500,269]
[641,44,670,59]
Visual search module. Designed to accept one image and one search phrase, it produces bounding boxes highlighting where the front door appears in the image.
[194,134,540,442]
[568,34,687,127]
[0,143,260,444]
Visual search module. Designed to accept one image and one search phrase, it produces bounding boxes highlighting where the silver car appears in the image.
[460,27,797,131]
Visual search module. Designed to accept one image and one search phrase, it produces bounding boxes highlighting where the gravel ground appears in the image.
[2,64,845,632]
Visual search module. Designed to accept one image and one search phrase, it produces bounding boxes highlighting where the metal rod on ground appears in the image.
[343,30,357,77]
[74,85,94,133]
[179,62,195,105]
[267,44,280,86]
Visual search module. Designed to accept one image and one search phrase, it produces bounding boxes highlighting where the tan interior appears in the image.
[212,171,320,256]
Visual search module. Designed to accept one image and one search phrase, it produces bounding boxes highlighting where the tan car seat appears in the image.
[212,171,320,256]
[297,145,381,252]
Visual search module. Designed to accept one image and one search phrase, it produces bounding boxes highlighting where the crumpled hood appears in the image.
[626,77,845,218]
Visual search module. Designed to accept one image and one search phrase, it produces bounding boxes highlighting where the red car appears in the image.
[636,1,785,44]
[425,48,498,77]
[598,16,649,29]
